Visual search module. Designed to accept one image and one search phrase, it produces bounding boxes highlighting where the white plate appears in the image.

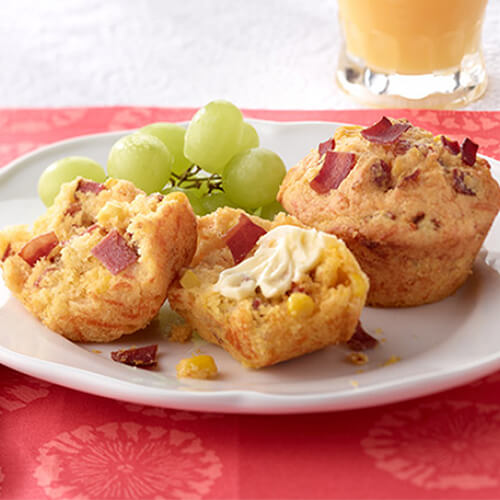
[1,120,499,415]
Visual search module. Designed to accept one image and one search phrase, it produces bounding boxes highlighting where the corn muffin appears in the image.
[0,177,197,342]
[168,207,369,369]
[278,117,500,307]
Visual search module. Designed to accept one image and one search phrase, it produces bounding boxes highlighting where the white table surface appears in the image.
[0,0,499,110]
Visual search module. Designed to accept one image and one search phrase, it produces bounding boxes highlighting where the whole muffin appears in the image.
[278,117,500,307]
[168,207,368,368]
[0,178,197,342]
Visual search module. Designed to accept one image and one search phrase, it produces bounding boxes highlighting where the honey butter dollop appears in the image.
[214,225,338,300]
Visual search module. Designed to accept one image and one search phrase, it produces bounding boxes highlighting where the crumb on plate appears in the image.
[347,352,369,365]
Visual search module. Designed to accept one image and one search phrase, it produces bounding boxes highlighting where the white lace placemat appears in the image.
[0,0,498,110]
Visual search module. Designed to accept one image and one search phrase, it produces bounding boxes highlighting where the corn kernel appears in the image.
[349,272,368,298]
[180,269,201,289]
[176,354,218,379]
[287,292,315,318]
[96,201,129,228]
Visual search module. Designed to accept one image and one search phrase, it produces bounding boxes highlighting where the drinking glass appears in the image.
[336,0,488,108]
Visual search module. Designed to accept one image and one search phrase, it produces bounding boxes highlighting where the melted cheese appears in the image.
[214,225,338,300]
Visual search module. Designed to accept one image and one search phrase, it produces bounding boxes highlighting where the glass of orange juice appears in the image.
[336,0,488,108]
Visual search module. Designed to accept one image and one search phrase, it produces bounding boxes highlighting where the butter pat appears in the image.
[213,225,340,300]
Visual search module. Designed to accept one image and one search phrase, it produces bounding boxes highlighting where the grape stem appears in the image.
[169,165,223,193]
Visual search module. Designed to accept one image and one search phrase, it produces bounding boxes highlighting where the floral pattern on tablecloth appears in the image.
[122,403,223,421]
[0,371,50,414]
[362,400,500,490]
[34,422,222,500]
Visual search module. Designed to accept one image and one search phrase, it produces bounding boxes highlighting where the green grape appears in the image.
[260,200,285,220]
[38,156,106,207]
[235,122,259,154]
[138,122,192,176]
[201,192,237,214]
[162,186,206,216]
[223,148,286,210]
[107,134,173,194]
[184,100,243,174]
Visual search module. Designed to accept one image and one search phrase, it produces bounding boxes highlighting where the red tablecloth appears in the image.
[1,108,500,500]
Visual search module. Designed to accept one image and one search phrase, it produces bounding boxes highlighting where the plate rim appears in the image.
[1,120,499,414]
[1,342,499,415]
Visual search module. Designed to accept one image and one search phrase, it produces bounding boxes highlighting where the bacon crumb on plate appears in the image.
[111,344,158,367]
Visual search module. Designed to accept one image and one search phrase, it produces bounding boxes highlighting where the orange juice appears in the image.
[337,0,488,75]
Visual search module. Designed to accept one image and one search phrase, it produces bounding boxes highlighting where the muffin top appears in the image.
[278,118,500,248]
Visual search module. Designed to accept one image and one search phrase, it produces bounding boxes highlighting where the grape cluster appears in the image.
[38,100,286,219]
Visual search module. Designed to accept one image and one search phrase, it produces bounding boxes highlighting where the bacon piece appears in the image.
[77,179,105,194]
[371,160,392,190]
[91,230,138,274]
[361,117,411,144]
[64,202,81,216]
[461,138,479,166]
[224,214,267,265]
[393,139,412,156]
[252,298,261,310]
[412,212,425,225]
[1,243,12,262]
[402,169,420,184]
[441,135,460,155]
[310,151,357,194]
[86,223,101,234]
[111,344,158,367]
[19,232,59,267]
[290,282,306,294]
[318,137,335,156]
[347,322,379,351]
[452,169,476,196]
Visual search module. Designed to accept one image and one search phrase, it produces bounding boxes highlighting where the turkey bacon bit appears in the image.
[224,214,267,265]
[1,243,12,262]
[412,212,425,225]
[310,151,357,194]
[361,117,411,144]
[77,179,105,194]
[403,169,420,183]
[91,229,139,274]
[64,202,81,216]
[111,344,158,367]
[19,232,59,267]
[318,137,335,156]
[452,169,476,196]
[252,298,261,310]
[86,223,101,234]
[461,138,479,166]
[393,139,412,156]
[371,160,392,190]
[347,322,379,351]
[441,135,460,155]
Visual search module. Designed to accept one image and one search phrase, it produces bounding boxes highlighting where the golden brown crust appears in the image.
[168,207,368,368]
[278,120,500,307]
[0,178,197,342]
